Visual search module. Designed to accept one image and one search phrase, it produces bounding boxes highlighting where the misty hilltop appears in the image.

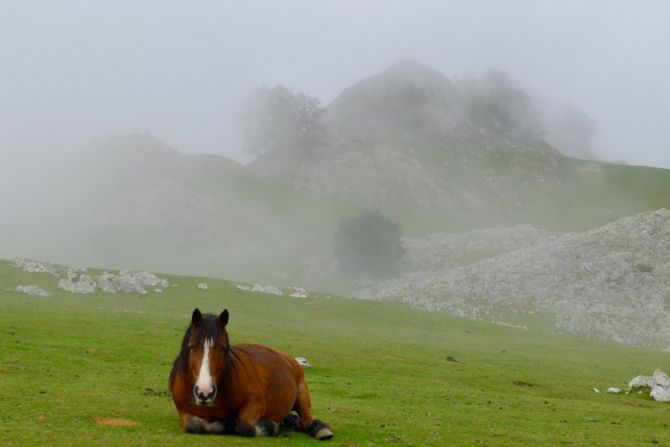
[247,59,666,229]
[2,59,669,308]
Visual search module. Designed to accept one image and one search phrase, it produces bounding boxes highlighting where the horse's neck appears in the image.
[220,346,242,387]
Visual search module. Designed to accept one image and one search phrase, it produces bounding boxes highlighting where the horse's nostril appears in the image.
[193,384,216,401]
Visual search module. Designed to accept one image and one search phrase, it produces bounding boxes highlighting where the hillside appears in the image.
[0,134,351,283]
[250,59,670,230]
[359,209,670,346]
[3,259,670,446]
[2,61,670,303]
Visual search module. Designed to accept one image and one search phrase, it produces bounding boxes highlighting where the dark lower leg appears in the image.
[184,415,234,435]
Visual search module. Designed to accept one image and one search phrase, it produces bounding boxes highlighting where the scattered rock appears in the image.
[236,284,252,291]
[10,257,169,295]
[58,276,96,294]
[197,283,208,290]
[358,209,670,346]
[653,369,670,387]
[493,321,529,331]
[251,284,283,296]
[402,225,555,272]
[289,287,308,298]
[446,356,459,363]
[593,388,600,393]
[295,357,311,367]
[10,258,62,275]
[627,369,670,402]
[606,387,621,394]
[14,284,50,297]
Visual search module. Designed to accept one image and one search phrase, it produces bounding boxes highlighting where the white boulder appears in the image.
[15,284,50,297]
[251,284,283,296]
[295,357,311,367]
[627,369,670,402]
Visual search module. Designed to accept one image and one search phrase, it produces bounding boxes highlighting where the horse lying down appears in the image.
[169,308,333,440]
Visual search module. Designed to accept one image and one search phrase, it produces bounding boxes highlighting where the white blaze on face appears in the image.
[195,338,214,396]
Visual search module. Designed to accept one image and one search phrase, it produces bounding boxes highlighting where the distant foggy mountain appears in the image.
[249,60,665,227]
[2,61,669,287]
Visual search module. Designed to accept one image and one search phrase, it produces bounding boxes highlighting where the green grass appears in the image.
[2,260,670,446]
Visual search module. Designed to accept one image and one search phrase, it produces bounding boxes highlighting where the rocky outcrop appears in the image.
[627,369,670,402]
[11,258,169,295]
[358,209,670,346]
[59,270,168,295]
[11,257,84,277]
[402,224,556,272]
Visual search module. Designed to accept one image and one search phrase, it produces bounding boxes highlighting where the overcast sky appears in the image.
[1,0,669,167]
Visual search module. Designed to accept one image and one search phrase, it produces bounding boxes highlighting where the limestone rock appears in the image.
[295,357,311,368]
[251,284,283,296]
[627,369,670,402]
[14,284,50,297]
[358,209,670,346]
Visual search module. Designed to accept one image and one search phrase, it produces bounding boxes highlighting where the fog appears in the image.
[1,0,669,167]
[3,1,670,349]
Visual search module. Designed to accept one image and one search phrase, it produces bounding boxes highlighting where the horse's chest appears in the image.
[185,399,237,421]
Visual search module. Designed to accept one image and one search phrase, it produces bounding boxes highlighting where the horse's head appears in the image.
[184,308,230,405]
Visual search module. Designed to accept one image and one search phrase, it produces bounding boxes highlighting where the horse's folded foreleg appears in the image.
[181,414,234,435]
[235,401,279,436]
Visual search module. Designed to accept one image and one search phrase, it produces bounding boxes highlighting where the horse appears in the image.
[168,307,333,440]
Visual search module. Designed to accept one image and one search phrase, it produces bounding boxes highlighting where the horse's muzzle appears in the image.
[193,384,217,405]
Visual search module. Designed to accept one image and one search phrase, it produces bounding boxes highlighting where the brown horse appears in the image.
[169,308,333,440]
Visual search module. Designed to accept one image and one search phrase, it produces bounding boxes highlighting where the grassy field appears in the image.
[2,260,670,446]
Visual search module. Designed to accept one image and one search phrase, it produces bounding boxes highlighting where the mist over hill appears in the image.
[249,60,668,228]
[2,60,670,346]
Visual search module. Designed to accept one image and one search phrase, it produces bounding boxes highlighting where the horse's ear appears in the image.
[219,309,229,328]
[191,308,202,325]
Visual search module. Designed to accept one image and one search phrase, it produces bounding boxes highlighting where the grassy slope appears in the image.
[2,261,670,446]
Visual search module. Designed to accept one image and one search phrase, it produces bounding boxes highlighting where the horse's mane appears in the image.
[168,314,235,389]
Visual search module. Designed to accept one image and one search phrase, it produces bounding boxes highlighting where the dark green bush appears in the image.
[334,210,405,278]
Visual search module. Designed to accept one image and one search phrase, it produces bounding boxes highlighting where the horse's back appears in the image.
[234,344,301,372]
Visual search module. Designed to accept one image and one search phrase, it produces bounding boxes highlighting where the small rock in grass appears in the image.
[14,284,50,297]
[295,357,311,367]
[593,388,601,393]
[197,283,208,290]
[606,387,621,394]
[626,369,670,402]
[251,284,283,296]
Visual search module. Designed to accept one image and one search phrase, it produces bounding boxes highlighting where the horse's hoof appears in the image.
[283,413,300,429]
[315,427,334,440]
[309,419,333,440]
